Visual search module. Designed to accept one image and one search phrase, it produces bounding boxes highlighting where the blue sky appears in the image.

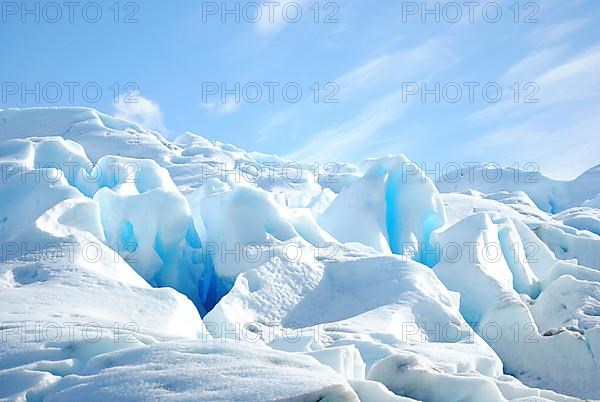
[1,0,599,179]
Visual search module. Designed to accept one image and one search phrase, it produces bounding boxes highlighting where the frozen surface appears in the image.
[1,107,598,401]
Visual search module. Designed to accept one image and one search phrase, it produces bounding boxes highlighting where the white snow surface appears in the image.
[0,107,599,401]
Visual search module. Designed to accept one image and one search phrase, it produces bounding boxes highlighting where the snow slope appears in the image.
[1,107,598,401]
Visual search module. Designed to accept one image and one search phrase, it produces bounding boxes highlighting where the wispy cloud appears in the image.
[471,45,600,121]
[258,110,293,143]
[334,39,458,100]
[114,95,167,133]
[529,18,590,44]
[200,98,241,115]
[286,88,410,163]
[465,41,600,179]
[261,39,458,146]
[499,46,568,83]
[255,0,311,34]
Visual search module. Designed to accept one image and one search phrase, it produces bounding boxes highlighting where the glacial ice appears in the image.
[1,107,599,400]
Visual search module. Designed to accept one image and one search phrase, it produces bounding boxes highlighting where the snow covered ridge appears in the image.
[0,107,599,401]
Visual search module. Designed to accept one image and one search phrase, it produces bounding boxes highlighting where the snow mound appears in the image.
[31,341,359,402]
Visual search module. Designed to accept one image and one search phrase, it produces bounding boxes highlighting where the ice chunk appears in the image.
[534,223,600,269]
[305,345,366,380]
[433,214,525,323]
[188,179,299,306]
[530,275,600,332]
[554,207,600,236]
[320,155,446,266]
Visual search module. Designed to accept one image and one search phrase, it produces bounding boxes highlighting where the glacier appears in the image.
[1,107,599,401]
